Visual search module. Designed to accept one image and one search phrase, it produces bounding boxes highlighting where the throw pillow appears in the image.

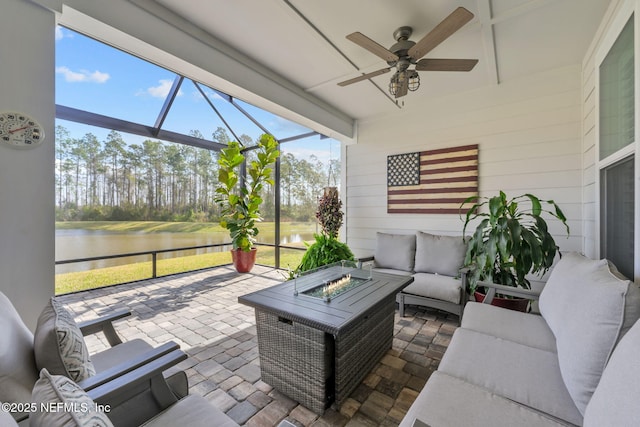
[34,298,96,383]
[374,232,416,272]
[539,252,640,415]
[31,369,113,427]
[414,231,466,276]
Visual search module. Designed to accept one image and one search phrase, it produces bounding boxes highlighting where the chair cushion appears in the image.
[30,369,113,427]
[461,302,557,353]
[0,406,18,427]
[539,252,640,415]
[439,328,583,426]
[0,292,38,410]
[398,371,572,427]
[374,233,416,272]
[403,273,461,304]
[584,317,640,426]
[34,298,96,382]
[414,232,466,276]
[141,394,238,427]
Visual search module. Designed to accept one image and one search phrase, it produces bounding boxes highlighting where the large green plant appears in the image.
[215,134,279,252]
[462,191,569,294]
[295,188,353,273]
[297,233,355,272]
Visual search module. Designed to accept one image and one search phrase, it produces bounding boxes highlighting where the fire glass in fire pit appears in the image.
[302,274,370,301]
[293,260,373,302]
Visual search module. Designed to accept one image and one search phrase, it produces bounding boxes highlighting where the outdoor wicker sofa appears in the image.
[399,252,640,426]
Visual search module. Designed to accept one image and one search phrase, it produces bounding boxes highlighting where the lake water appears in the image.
[55,229,314,273]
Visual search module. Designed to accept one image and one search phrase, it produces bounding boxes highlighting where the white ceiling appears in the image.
[149,0,610,121]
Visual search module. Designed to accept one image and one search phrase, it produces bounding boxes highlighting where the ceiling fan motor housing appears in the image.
[388,27,417,66]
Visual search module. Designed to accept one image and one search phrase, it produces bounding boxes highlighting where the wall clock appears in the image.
[0,111,44,148]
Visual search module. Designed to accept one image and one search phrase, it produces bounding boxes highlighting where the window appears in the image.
[598,13,636,280]
[600,157,635,279]
[55,26,342,291]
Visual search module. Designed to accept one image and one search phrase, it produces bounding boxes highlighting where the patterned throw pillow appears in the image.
[31,369,113,427]
[34,298,96,382]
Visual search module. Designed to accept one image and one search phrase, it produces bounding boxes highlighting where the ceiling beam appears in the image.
[56,105,229,151]
[476,0,500,84]
[489,0,558,24]
[58,0,355,141]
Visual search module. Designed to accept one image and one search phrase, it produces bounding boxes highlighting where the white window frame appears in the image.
[594,2,639,282]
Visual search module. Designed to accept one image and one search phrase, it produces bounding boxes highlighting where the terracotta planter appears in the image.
[231,248,257,273]
[474,290,529,312]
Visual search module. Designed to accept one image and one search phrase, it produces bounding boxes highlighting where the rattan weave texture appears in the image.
[255,310,333,413]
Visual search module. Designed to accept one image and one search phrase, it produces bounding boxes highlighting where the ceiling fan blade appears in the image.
[415,58,478,72]
[337,68,391,87]
[346,32,399,62]
[408,7,474,60]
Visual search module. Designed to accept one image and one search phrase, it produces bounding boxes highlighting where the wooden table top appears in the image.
[238,265,413,336]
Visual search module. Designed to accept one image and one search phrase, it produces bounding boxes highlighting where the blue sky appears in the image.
[54,26,339,165]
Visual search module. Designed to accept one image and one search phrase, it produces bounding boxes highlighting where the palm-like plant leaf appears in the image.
[461,192,570,294]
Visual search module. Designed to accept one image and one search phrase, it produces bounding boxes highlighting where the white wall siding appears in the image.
[347,65,584,258]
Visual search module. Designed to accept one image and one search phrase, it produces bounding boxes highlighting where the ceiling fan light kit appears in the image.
[339,6,478,99]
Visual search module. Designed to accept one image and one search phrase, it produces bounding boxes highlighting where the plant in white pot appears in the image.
[215,134,279,273]
[461,191,570,311]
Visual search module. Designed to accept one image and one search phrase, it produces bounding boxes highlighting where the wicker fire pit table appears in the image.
[238,261,413,414]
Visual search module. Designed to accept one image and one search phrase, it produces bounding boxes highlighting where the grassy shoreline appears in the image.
[56,220,318,235]
[55,221,314,294]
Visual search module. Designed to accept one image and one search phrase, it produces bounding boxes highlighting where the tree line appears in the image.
[55,125,340,223]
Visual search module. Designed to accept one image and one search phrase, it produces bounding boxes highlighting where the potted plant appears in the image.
[215,134,279,273]
[296,187,354,273]
[461,191,570,311]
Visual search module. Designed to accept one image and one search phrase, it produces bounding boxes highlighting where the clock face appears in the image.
[0,112,44,148]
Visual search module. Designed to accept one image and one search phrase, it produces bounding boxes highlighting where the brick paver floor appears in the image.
[58,265,458,427]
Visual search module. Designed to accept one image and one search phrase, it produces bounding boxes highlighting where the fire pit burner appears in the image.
[302,274,369,301]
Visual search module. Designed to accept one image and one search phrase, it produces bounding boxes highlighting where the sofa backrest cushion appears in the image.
[583,315,640,426]
[34,298,96,383]
[0,291,38,413]
[374,232,416,272]
[539,252,640,415]
[414,232,466,276]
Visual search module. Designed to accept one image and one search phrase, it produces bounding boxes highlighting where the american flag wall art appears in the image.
[387,144,479,214]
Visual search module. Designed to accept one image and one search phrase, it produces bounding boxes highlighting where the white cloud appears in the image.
[139,79,184,98]
[55,26,73,41]
[56,66,110,83]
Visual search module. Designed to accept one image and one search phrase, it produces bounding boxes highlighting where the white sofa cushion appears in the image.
[0,407,18,427]
[34,298,96,383]
[30,369,113,427]
[374,232,416,272]
[403,273,462,304]
[414,231,466,276]
[461,302,557,353]
[584,316,640,426]
[439,327,583,426]
[539,252,640,415]
[398,371,573,427]
[0,292,38,419]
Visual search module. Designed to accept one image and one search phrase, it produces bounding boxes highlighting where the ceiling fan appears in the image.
[338,6,478,98]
